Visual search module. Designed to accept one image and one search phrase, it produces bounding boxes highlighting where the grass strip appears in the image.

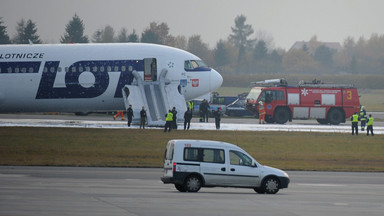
[0,127,383,171]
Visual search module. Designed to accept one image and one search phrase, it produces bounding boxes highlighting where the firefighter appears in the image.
[258,101,266,124]
[164,110,173,132]
[359,106,367,131]
[366,114,374,136]
[113,110,124,120]
[351,112,359,135]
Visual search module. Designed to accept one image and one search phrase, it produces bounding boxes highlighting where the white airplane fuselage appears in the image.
[0,43,223,113]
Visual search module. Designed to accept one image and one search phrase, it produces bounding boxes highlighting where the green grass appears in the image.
[1,127,383,171]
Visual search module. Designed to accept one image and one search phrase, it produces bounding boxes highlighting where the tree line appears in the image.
[1,14,384,77]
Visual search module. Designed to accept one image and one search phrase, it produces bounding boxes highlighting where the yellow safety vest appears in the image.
[367,117,374,126]
[166,112,173,121]
[188,101,194,110]
[352,114,359,122]
[359,111,366,120]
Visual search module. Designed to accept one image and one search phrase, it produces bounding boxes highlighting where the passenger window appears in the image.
[230,150,252,166]
[203,149,224,164]
[114,66,119,71]
[29,67,34,73]
[92,66,97,72]
[184,148,200,162]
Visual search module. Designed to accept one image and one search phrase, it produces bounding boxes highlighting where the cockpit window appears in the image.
[184,60,210,71]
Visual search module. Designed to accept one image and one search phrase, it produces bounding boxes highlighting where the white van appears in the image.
[161,139,289,194]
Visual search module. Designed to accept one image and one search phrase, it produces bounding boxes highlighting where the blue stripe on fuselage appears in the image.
[0,61,41,73]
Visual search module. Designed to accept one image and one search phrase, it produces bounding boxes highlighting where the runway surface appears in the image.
[1,113,383,134]
[1,166,383,216]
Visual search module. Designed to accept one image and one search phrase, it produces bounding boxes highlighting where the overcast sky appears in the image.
[1,0,383,49]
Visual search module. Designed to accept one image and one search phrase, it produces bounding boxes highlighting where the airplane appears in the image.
[0,43,223,125]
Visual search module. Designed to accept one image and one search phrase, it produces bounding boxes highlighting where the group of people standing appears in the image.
[351,106,374,136]
[125,105,147,129]
[164,107,179,132]
[121,100,222,131]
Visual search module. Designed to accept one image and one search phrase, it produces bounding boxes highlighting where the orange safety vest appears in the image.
[259,105,265,115]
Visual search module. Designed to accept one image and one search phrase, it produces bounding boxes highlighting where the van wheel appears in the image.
[184,175,201,192]
[262,177,280,194]
[175,184,186,192]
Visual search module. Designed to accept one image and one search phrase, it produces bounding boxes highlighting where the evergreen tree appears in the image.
[253,40,268,60]
[127,29,139,42]
[141,29,160,44]
[0,17,11,44]
[24,19,42,44]
[314,45,333,66]
[117,28,129,42]
[229,15,255,63]
[61,14,89,43]
[13,19,41,44]
[214,40,229,67]
[92,25,115,43]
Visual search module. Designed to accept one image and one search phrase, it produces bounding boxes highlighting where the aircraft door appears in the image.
[144,58,157,82]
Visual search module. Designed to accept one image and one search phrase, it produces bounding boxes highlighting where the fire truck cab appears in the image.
[245,79,361,125]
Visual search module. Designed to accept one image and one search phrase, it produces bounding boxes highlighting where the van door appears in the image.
[163,141,175,178]
[199,148,228,186]
[226,149,260,187]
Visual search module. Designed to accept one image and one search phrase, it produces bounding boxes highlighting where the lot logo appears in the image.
[36,60,143,99]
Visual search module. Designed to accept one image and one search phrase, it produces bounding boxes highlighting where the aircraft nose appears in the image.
[210,69,223,91]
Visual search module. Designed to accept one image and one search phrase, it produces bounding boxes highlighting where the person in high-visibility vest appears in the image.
[359,106,367,131]
[113,110,124,120]
[366,114,374,136]
[350,112,359,135]
[164,110,173,132]
[188,101,194,111]
[258,101,266,124]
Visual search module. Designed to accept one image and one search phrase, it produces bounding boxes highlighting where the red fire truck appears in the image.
[245,79,361,125]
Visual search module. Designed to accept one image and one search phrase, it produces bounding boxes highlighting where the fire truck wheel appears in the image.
[328,109,344,125]
[274,108,290,124]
